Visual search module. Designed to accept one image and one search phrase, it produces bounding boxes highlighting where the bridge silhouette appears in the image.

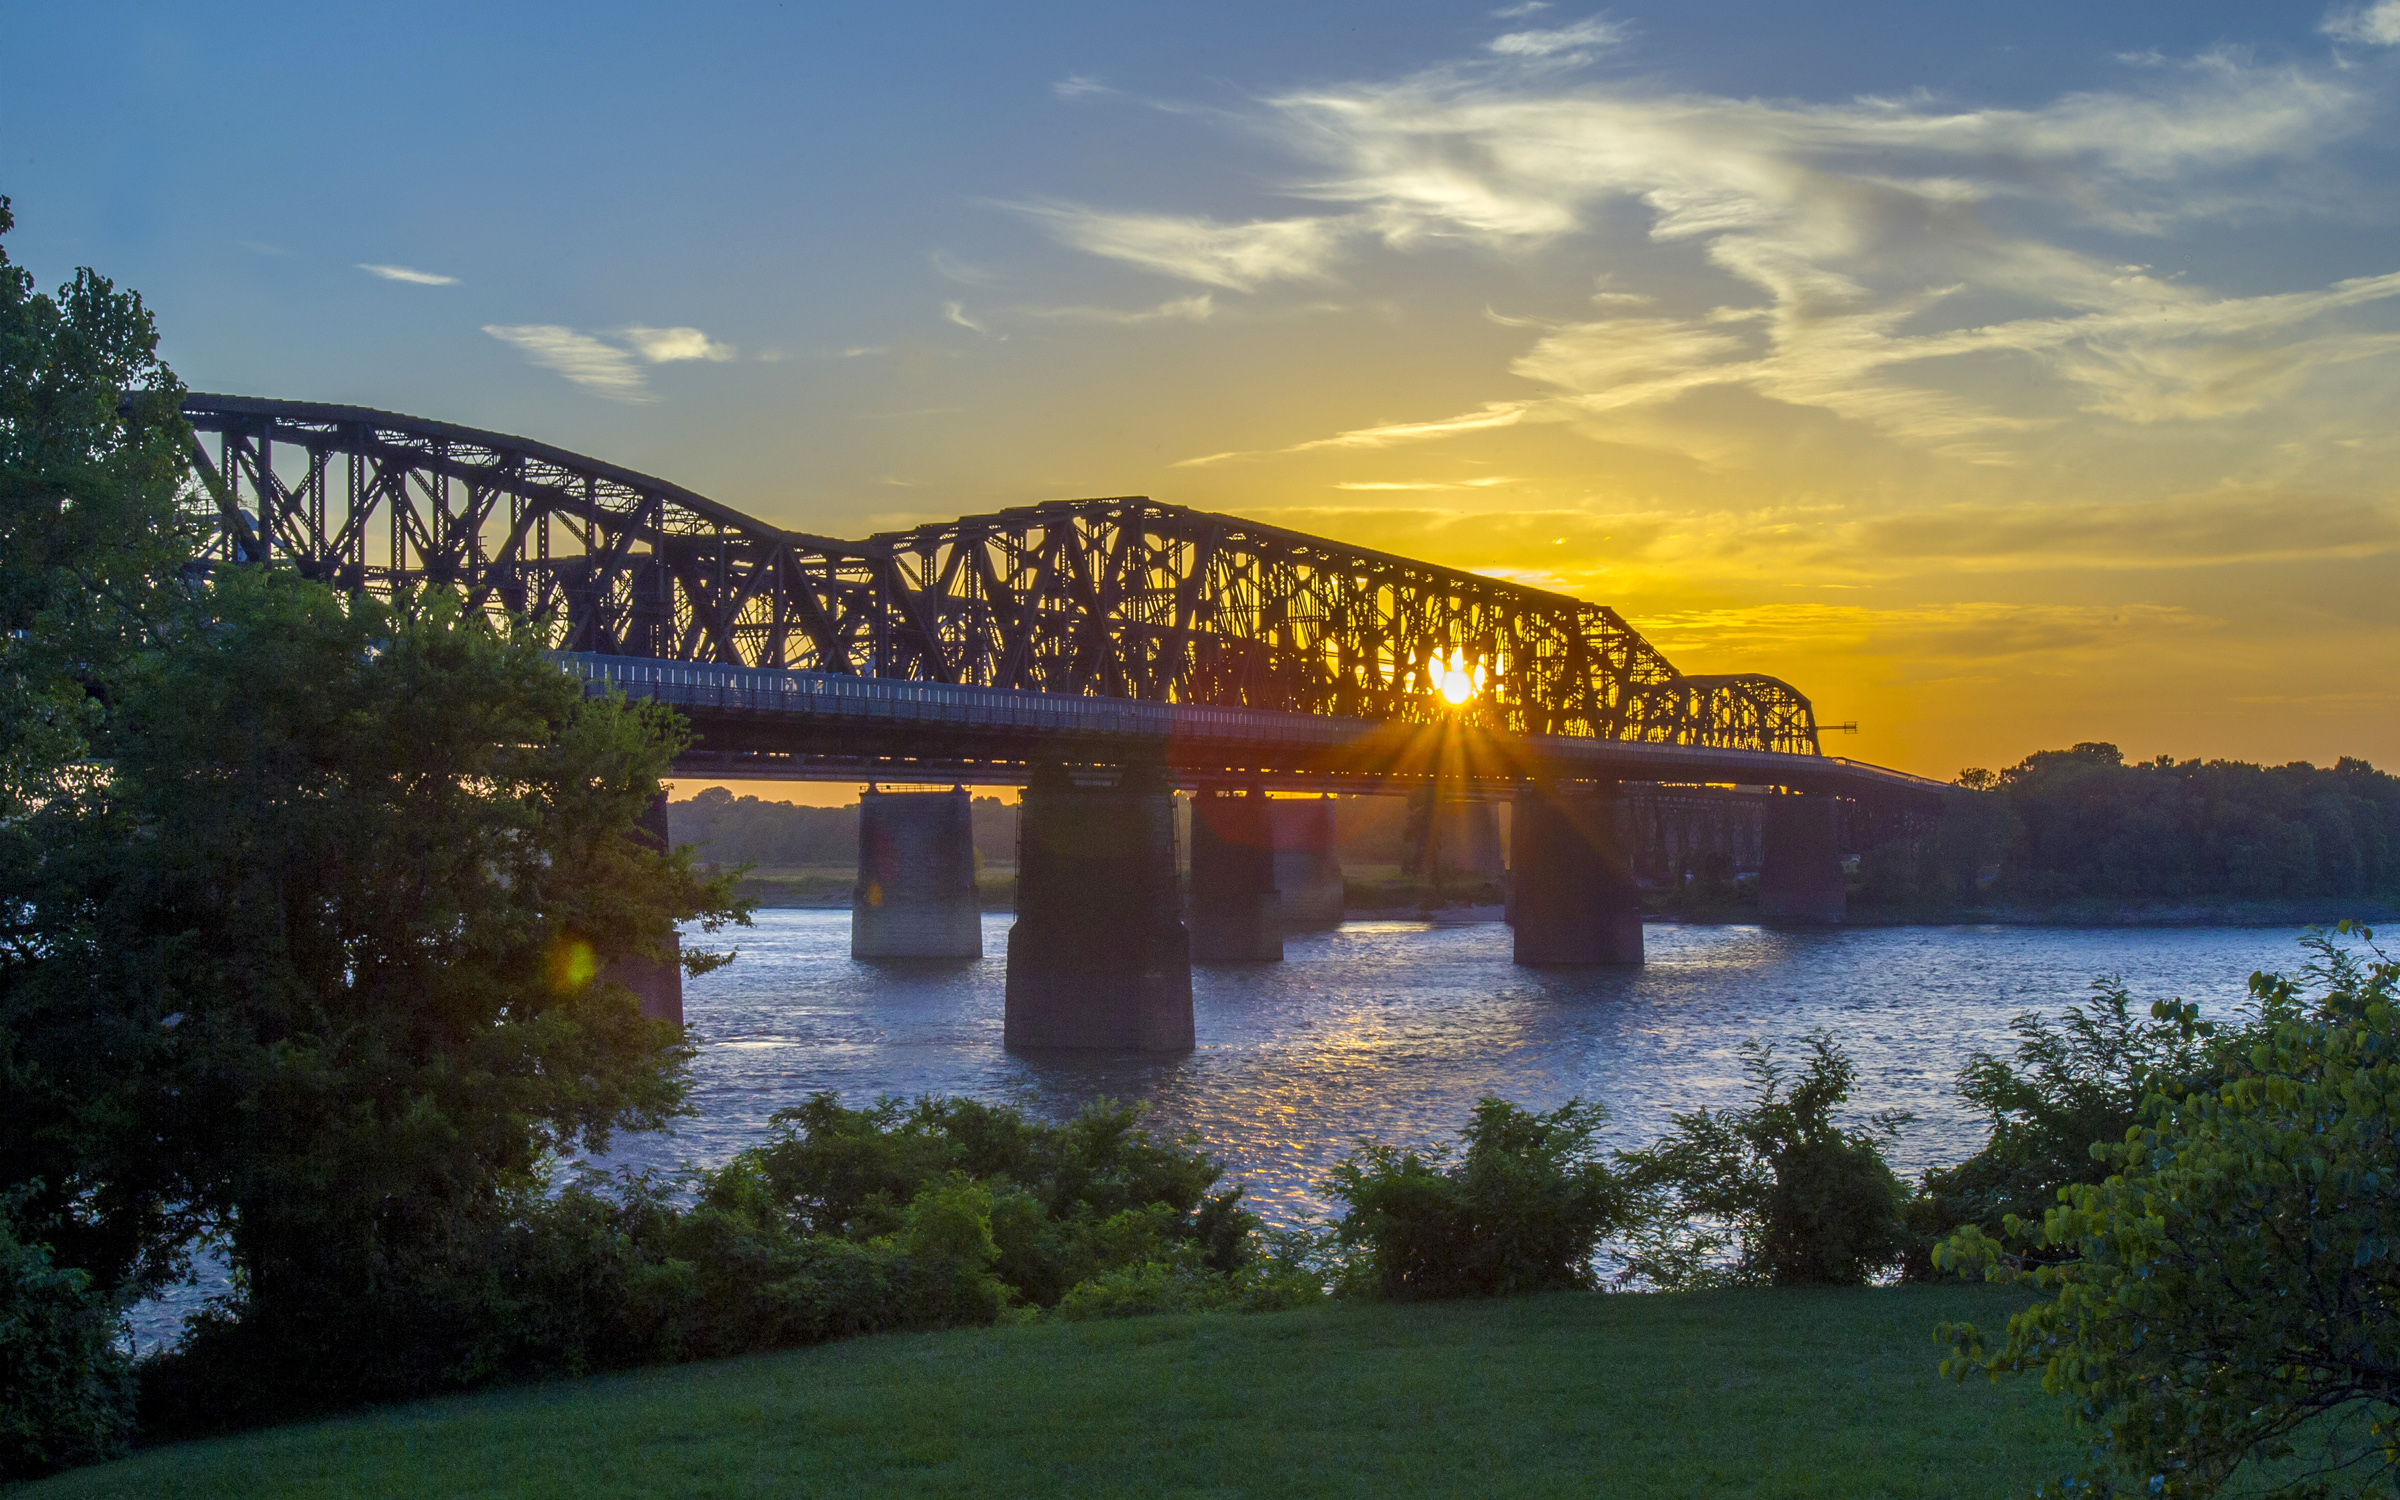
[181,393,1948,1048]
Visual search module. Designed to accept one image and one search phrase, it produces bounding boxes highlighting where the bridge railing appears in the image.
[557,652,1360,746]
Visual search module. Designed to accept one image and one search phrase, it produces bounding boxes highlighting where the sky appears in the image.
[5,0,2397,785]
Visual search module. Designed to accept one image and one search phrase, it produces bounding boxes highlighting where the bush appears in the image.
[0,1191,135,1481]
[1941,926,2400,1498]
[1323,1097,1624,1300]
[1904,975,2212,1278]
[1617,1032,1910,1287]
[140,1093,1281,1438]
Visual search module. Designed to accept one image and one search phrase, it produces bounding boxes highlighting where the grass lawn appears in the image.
[29,1285,2079,1500]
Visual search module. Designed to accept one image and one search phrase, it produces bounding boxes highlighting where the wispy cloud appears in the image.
[1005,202,1352,290]
[1487,16,1626,60]
[359,262,458,285]
[1176,402,1530,466]
[1112,44,2399,467]
[621,326,738,362]
[481,322,740,398]
[1054,76,1116,100]
[483,325,649,400]
[931,249,997,284]
[1021,294,1216,325]
[943,300,991,334]
[2325,0,2400,44]
[1333,476,1519,490]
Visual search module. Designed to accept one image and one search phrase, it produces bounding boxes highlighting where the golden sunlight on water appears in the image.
[604,911,2315,1226]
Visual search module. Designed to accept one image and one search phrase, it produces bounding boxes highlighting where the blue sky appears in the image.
[6,0,2397,775]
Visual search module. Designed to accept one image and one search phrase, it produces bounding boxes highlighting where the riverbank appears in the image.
[728,867,2391,929]
[33,1286,2072,1500]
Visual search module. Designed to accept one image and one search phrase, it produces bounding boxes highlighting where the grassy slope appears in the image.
[31,1286,2078,1500]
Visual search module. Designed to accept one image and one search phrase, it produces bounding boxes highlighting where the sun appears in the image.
[1434,651,1478,705]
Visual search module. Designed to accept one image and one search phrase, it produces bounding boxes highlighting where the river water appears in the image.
[607,911,2322,1222]
[123,912,2329,1350]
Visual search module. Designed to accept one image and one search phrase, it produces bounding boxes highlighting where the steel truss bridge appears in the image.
[177,394,1943,810]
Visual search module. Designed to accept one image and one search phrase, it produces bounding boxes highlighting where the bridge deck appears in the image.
[564,653,1949,804]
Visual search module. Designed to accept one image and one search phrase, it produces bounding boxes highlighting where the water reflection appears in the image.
[126,911,2319,1350]
[610,910,2310,1225]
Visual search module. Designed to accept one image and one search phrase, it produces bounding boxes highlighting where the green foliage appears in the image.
[1940,926,2400,1498]
[139,1094,1299,1437]
[1995,744,2398,904]
[1322,1097,1625,1300]
[1619,1032,1911,1288]
[1904,976,2213,1278]
[0,1189,135,1483]
[0,194,194,818]
[8,568,745,1428]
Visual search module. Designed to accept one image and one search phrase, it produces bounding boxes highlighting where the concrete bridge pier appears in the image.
[1270,796,1346,930]
[1759,793,1847,922]
[1004,760,1195,1051]
[852,785,982,959]
[1510,781,1644,966]
[605,790,685,1025]
[1189,787,1282,962]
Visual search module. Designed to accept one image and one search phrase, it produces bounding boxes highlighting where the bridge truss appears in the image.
[180,394,1821,756]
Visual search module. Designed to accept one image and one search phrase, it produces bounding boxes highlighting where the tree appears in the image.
[6,569,746,1421]
[1617,1032,1911,1287]
[0,193,193,820]
[1905,976,2214,1276]
[1941,927,2400,1498]
[1323,1097,1624,1300]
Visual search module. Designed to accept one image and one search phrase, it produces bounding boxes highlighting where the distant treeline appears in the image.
[1861,743,2400,909]
[671,788,1420,872]
[669,788,1018,869]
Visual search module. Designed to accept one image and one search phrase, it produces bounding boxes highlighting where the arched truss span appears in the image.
[179,394,1821,756]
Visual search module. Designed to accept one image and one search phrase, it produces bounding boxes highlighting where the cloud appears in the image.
[1082,46,2400,465]
[1487,17,1626,60]
[1054,76,1116,100]
[1021,294,1216,325]
[1332,476,1519,490]
[621,326,738,362]
[1637,601,2218,662]
[943,300,991,334]
[1176,402,1530,465]
[483,325,651,400]
[2325,0,2400,44]
[1006,202,1352,289]
[931,249,997,284]
[359,263,458,285]
[1491,2,1550,16]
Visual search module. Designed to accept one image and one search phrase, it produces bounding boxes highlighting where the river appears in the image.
[122,912,2332,1350]
[607,911,2321,1221]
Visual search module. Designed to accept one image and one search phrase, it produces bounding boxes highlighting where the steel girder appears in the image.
[179,394,1822,757]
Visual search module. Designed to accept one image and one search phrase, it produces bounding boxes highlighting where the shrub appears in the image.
[1323,1097,1624,1300]
[1617,1032,1910,1288]
[1941,926,2400,1498]
[0,1191,135,1481]
[1904,975,2212,1278]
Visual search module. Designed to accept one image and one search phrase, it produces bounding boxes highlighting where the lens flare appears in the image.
[546,934,599,994]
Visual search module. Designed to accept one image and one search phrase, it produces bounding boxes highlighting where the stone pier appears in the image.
[1510,781,1643,966]
[1269,797,1346,930]
[604,791,684,1024]
[1003,761,1194,1051]
[1758,792,1847,922]
[852,785,983,959]
[1189,788,1283,962]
